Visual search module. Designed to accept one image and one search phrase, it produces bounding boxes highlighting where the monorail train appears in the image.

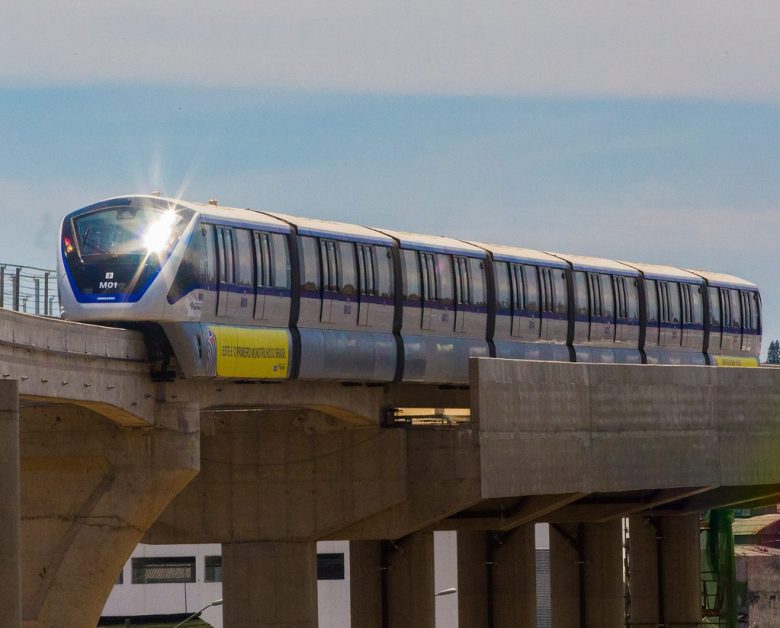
[57,195,762,382]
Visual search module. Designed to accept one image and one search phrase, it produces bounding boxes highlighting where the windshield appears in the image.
[72,205,193,258]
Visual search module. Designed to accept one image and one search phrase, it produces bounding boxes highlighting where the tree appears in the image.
[767,340,780,364]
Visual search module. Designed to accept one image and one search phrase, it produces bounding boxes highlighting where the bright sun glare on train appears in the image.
[143,210,178,254]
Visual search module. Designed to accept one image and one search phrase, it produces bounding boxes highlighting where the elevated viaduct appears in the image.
[1,307,780,627]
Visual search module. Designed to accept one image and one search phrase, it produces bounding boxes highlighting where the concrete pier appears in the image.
[223,541,319,628]
[628,514,701,627]
[550,521,623,627]
[387,532,436,628]
[349,541,383,628]
[0,380,20,627]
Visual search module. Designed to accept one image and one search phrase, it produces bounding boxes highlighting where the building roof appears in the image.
[734,544,780,558]
[732,514,780,536]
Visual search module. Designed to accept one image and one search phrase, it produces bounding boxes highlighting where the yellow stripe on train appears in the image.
[210,326,291,378]
[713,355,759,367]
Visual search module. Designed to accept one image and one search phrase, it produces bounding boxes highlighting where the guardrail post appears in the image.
[0,266,5,309]
[34,278,40,315]
[12,268,20,311]
[43,272,50,316]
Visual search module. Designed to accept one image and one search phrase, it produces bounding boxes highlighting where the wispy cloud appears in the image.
[3,1,780,101]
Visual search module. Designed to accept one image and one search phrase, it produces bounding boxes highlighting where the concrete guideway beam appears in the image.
[0,310,154,425]
[472,358,780,503]
[0,380,21,627]
[20,402,200,628]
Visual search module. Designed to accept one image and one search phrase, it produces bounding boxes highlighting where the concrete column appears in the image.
[0,380,20,627]
[662,514,701,625]
[550,521,623,628]
[457,532,489,628]
[628,514,701,627]
[387,532,435,628]
[350,541,383,628]
[627,516,661,626]
[223,541,318,628]
[492,525,537,628]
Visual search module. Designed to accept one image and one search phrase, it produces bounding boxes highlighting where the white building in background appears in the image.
[102,528,548,627]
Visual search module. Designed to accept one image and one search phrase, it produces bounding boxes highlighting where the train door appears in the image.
[215,225,233,317]
[722,288,742,354]
[331,241,358,328]
[542,267,567,342]
[680,283,704,350]
[229,229,255,322]
[429,253,454,334]
[401,249,423,330]
[420,252,436,331]
[357,244,374,327]
[493,261,512,339]
[253,232,271,320]
[453,256,469,333]
[707,286,722,353]
[319,240,337,324]
[741,291,760,354]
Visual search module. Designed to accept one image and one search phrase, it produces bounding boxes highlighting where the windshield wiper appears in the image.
[79,226,113,256]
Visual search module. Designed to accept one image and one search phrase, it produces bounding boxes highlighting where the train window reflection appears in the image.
[469,258,485,307]
[338,241,357,296]
[270,233,290,289]
[495,262,511,311]
[401,249,420,301]
[435,254,453,304]
[522,265,539,312]
[298,236,320,293]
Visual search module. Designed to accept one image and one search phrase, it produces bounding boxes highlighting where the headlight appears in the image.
[143,210,178,254]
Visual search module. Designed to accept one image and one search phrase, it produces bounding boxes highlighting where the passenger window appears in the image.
[422,253,436,301]
[357,244,374,296]
[600,274,614,320]
[401,249,421,301]
[469,258,485,307]
[645,279,658,324]
[270,233,290,289]
[435,254,453,304]
[626,279,639,321]
[338,241,357,296]
[298,236,320,293]
[202,225,216,286]
[690,285,703,326]
[234,229,253,287]
[453,257,468,305]
[589,274,602,318]
[495,262,511,311]
[669,283,681,324]
[375,246,393,299]
[522,265,539,312]
[574,272,588,318]
[553,269,567,315]
[708,287,721,327]
[752,292,761,332]
[729,289,741,329]
[254,232,271,288]
[511,265,524,312]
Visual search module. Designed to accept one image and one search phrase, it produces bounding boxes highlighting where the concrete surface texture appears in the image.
[5,305,780,627]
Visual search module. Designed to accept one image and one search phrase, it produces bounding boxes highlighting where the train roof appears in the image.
[548,253,638,276]
[684,269,758,290]
[466,241,567,267]
[372,228,485,256]
[619,261,701,283]
[263,212,395,246]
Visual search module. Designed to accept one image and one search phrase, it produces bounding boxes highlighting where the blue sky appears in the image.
[1,2,779,354]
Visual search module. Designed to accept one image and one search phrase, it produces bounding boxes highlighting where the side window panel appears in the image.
[600,274,614,320]
[422,253,436,301]
[511,265,524,312]
[645,279,658,324]
[338,241,357,296]
[575,271,588,318]
[626,278,639,321]
[298,236,320,293]
[523,265,539,312]
[495,262,511,311]
[469,258,485,307]
[669,283,681,324]
[401,249,421,301]
[729,289,741,328]
[708,287,721,327]
[435,254,453,304]
[270,233,290,289]
[553,269,567,315]
[234,229,254,287]
[202,225,216,286]
[374,246,393,299]
[690,285,703,326]
[254,232,270,288]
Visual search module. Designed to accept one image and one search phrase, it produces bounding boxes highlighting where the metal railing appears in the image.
[0,264,60,317]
